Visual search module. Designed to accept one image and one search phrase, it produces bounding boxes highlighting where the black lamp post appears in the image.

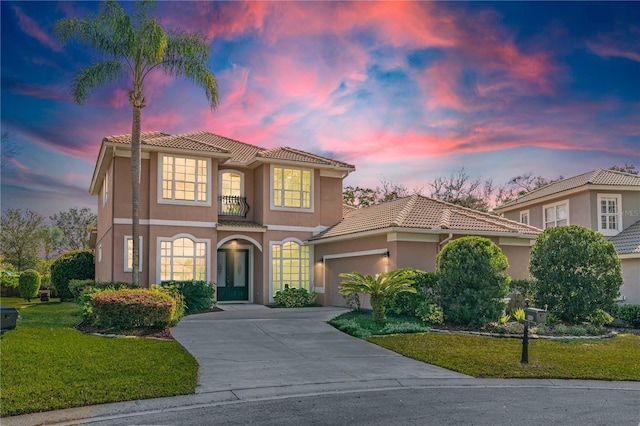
[521,299,530,364]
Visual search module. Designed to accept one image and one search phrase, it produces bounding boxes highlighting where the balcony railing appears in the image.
[218,195,250,217]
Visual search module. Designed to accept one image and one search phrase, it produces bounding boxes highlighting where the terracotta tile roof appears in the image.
[497,169,640,210]
[311,194,541,241]
[101,131,354,170]
[609,220,640,255]
[103,132,231,154]
[257,147,355,169]
[342,204,358,217]
[216,220,267,230]
[182,131,265,163]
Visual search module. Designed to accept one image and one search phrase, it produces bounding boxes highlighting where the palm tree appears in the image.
[56,1,219,286]
[339,268,418,324]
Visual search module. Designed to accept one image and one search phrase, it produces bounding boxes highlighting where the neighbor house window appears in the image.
[271,240,310,299]
[520,210,530,226]
[124,236,143,272]
[160,155,210,204]
[160,236,207,281]
[597,194,622,236]
[271,166,312,210]
[543,200,569,228]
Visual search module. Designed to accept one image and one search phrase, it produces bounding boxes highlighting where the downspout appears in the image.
[439,233,453,250]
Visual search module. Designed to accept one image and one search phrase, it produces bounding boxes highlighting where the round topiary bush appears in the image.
[18,269,41,301]
[51,250,95,301]
[529,225,622,324]
[436,236,510,327]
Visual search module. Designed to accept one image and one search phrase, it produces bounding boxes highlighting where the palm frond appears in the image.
[71,61,125,104]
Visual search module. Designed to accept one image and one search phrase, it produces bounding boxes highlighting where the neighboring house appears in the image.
[494,169,640,304]
[89,131,354,304]
[89,130,542,307]
[309,194,540,307]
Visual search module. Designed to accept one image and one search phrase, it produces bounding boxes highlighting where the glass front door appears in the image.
[216,249,249,301]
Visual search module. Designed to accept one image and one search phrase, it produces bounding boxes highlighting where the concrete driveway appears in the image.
[170,305,470,396]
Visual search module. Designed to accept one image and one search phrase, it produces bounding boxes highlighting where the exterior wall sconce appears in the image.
[383,251,390,257]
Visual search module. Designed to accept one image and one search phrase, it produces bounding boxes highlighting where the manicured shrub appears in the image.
[617,305,640,328]
[160,280,215,314]
[529,226,622,324]
[415,302,444,324]
[586,309,614,327]
[0,265,20,297]
[385,271,438,317]
[151,284,185,325]
[437,236,510,327]
[51,250,95,301]
[18,269,41,301]
[273,284,317,308]
[89,289,176,330]
[69,279,95,301]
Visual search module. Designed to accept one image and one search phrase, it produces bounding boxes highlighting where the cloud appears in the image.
[586,26,640,62]
[12,5,62,52]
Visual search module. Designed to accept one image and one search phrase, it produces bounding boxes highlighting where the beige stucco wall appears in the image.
[620,258,640,305]
[589,190,640,230]
[312,232,535,307]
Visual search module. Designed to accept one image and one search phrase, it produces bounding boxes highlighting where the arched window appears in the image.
[160,237,207,281]
[271,240,310,298]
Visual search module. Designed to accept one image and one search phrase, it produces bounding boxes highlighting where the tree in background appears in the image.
[437,236,510,327]
[39,225,66,260]
[343,178,421,208]
[609,164,638,175]
[56,0,219,286]
[529,225,622,324]
[0,209,44,271]
[429,168,495,212]
[50,208,97,251]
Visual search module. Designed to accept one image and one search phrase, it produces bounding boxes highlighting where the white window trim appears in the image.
[542,200,570,229]
[157,154,212,206]
[124,236,143,272]
[269,238,313,303]
[155,233,211,283]
[219,169,245,196]
[102,169,109,207]
[519,209,530,226]
[269,165,314,213]
[597,193,622,236]
[98,244,102,263]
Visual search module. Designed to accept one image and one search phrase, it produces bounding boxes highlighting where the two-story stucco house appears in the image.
[494,169,640,304]
[89,131,354,304]
[90,130,543,307]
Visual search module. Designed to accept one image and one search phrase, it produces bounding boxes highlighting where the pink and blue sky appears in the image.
[1,1,639,218]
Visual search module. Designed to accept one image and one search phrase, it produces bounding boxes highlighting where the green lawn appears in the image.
[0,298,198,417]
[329,311,640,381]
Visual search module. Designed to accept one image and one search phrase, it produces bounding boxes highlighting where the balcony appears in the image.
[218,195,250,217]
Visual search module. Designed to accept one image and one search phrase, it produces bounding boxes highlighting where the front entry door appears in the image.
[216,249,249,301]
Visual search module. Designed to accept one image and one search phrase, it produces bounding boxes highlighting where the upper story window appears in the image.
[543,200,569,228]
[520,210,530,226]
[271,166,312,211]
[220,171,243,197]
[597,194,622,236]
[159,154,210,205]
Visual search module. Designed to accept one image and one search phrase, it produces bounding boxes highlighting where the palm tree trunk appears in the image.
[130,103,141,287]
